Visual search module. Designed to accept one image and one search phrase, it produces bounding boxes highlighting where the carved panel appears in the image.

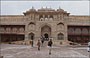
[0,27,5,32]
[68,28,74,34]
[57,23,64,31]
[19,27,24,32]
[57,33,64,40]
[28,24,35,31]
[12,27,17,33]
[75,28,81,34]
[6,27,11,32]
[82,28,88,35]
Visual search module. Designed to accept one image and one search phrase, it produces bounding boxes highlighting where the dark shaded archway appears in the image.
[29,33,34,40]
[44,33,49,40]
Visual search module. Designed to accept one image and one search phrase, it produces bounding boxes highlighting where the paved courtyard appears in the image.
[0,44,89,58]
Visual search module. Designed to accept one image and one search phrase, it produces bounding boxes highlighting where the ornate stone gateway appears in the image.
[41,25,51,40]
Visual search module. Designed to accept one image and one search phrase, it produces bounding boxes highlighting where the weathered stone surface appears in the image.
[1,44,89,58]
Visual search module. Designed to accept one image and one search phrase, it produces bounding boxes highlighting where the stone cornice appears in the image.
[70,15,90,17]
[0,15,24,17]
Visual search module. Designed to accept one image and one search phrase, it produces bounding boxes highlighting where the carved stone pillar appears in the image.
[25,24,29,40]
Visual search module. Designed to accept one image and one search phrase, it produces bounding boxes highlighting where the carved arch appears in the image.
[57,33,64,40]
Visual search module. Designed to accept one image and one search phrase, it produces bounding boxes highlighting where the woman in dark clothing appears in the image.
[48,39,53,55]
[40,35,45,46]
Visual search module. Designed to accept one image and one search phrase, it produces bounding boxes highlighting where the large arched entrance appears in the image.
[41,25,51,40]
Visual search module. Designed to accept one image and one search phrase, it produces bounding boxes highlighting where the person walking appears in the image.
[30,40,33,47]
[37,40,41,51]
[48,39,53,55]
[41,36,44,46]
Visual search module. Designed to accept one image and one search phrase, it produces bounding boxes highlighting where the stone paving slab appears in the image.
[1,44,89,58]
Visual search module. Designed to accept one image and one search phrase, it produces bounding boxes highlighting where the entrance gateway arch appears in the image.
[41,25,51,41]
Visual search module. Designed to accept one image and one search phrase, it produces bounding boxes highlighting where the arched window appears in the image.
[29,22,35,25]
[19,27,24,32]
[28,22,35,30]
[0,27,5,32]
[49,15,53,21]
[75,28,81,34]
[45,15,48,18]
[40,18,44,21]
[50,15,53,18]
[82,28,88,35]
[57,33,64,40]
[57,23,64,25]
[29,33,35,40]
[45,15,48,21]
[68,28,74,34]
[6,27,11,33]
[39,15,43,21]
[39,15,43,18]
[12,27,17,33]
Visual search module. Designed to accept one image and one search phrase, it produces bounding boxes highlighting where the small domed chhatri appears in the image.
[38,7,55,11]
[57,7,64,11]
[0,7,90,45]
[24,7,70,16]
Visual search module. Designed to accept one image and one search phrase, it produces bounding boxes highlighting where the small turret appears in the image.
[23,6,36,16]
[29,6,36,11]
[57,6,64,12]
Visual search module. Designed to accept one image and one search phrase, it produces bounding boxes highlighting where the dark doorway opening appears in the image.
[44,33,49,41]
[29,33,34,40]
[31,35,34,40]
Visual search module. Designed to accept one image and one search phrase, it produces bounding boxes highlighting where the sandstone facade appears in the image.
[0,7,90,45]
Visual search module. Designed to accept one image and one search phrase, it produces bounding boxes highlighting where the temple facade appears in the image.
[0,7,90,45]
